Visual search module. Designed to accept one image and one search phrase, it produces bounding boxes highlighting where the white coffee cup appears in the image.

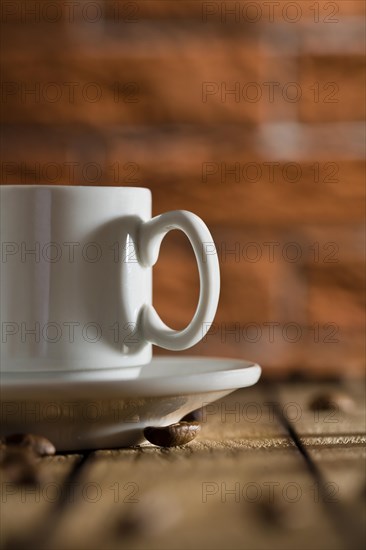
[0,186,220,373]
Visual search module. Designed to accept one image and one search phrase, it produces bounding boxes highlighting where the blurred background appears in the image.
[1,0,364,377]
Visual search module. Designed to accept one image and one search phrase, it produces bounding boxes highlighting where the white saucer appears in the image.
[0,356,261,451]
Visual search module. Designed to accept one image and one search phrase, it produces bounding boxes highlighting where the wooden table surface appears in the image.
[1,378,365,550]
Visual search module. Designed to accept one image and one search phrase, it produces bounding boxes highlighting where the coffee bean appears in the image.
[257,500,283,525]
[181,408,204,422]
[0,447,41,485]
[0,442,6,463]
[257,500,311,529]
[117,512,145,537]
[144,421,201,447]
[308,392,354,413]
[4,433,56,456]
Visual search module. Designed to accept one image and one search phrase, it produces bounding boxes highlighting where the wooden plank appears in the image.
[0,454,80,547]
[11,450,342,550]
[1,381,365,549]
[275,381,366,438]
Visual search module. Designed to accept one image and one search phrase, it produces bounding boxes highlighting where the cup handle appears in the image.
[138,210,220,351]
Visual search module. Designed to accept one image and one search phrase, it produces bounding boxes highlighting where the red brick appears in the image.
[125,1,365,23]
[305,263,365,330]
[300,19,364,55]
[256,122,363,160]
[2,126,364,227]
[299,56,365,122]
[1,37,260,126]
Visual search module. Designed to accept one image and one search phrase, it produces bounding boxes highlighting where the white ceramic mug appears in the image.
[0,186,220,373]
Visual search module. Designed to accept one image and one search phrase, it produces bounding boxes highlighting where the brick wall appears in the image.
[1,0,365,376]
